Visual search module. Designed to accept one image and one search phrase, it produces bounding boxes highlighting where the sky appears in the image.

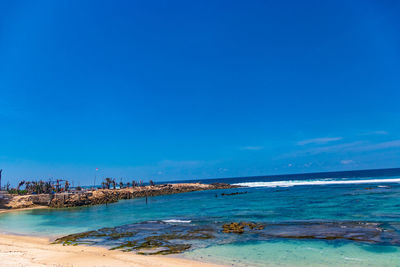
[1,0,400,186]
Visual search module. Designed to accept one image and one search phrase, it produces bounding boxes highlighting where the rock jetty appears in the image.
[2,183,237,210]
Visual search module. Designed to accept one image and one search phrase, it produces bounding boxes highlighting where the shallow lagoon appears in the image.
[1,177,400,266]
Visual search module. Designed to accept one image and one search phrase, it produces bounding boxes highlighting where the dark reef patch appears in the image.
[54,220,400,255]
[221,192,248,196]
[54,221,215,255]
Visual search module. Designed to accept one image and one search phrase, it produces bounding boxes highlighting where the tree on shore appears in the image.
[17,180,25,190]
[64,181,70,191]
[112,179,116,190]
[104,178,112,189]
[8,179,70,195]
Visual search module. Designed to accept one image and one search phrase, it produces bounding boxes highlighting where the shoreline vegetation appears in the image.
[0,181,236,266]
[0,233,225,267]
[0,181,237,210]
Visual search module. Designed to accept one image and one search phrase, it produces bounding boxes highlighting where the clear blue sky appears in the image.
[1,0,400,186]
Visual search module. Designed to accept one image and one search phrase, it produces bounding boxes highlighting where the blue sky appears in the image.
[1,0,400,185]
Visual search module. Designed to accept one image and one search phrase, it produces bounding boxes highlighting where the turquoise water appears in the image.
[184,240,400,267]
[1,176,400,266]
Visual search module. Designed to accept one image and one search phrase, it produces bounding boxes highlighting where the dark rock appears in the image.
[221,191,248,196]
[222,222,264,234]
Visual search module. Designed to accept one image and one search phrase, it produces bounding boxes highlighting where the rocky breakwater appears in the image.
[3,183,237,209]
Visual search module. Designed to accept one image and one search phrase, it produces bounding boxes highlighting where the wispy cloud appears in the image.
[372,130,389,135]
[280,139,400,159]
[361,130,389,136]
[279,141,364,158]
[340,160,354,165]
[352,140,400,152]
[297,137,343,146]
[241,146,264,151]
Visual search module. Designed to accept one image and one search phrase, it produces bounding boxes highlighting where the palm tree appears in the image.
[112,179,116,190]
[55,179,60,192]
[105,178,112,189]
[25,181,31,194]
[17,180,25,191]
[44,181,52,193]
[64,181,70,192]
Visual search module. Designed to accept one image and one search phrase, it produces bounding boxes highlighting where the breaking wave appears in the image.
[162,219,192,223]
[233,178,400,188]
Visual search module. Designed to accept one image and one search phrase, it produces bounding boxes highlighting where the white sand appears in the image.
[0,233,224,267]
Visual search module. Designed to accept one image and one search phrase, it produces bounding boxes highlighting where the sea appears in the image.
[1,168,400,266]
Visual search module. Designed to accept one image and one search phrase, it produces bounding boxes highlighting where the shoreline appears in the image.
[0,184,238,266]
[0,205,49,214]
[0,233,225,267]
[2,182,237,210]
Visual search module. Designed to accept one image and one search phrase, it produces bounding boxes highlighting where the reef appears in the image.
[54,221,215,255]
[221,191,248,196]
[262,221,400,244]
[53,220,400,256]
[222,222,264,233]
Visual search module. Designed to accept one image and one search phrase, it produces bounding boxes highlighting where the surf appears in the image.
[233,178,400,188]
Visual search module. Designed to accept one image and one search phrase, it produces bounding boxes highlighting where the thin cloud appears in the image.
[340,160,354,165]
[360,130,389,136]
[241,146,264,151]
[279,141,364,159]
[297,137,343,146]
[280,139,400,159]
[371,130,389,135]
[351,140,400,152]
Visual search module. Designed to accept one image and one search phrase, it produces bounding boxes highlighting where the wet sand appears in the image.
[0,206,48,214]
[0,233,224,267]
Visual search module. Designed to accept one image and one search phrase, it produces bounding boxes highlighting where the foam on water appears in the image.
[162,219,192,223]
[233,178,400,188]
[1,171,400,266]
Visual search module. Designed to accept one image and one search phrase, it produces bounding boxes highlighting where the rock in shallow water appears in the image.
[53,220,400,255]
[222,222,265,234]
[53,221,215,255]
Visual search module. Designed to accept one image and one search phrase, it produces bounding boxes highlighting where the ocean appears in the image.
[1,168,400,266]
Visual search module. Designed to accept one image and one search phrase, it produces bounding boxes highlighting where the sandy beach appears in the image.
[0,206,49,214]
[0,233,224,267]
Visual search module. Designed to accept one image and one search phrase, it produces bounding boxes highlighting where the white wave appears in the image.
[233,178,400,188]
[343,257,363,262]
[162,219,191,223]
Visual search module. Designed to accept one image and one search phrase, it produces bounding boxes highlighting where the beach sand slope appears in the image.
[0,234,224,267]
